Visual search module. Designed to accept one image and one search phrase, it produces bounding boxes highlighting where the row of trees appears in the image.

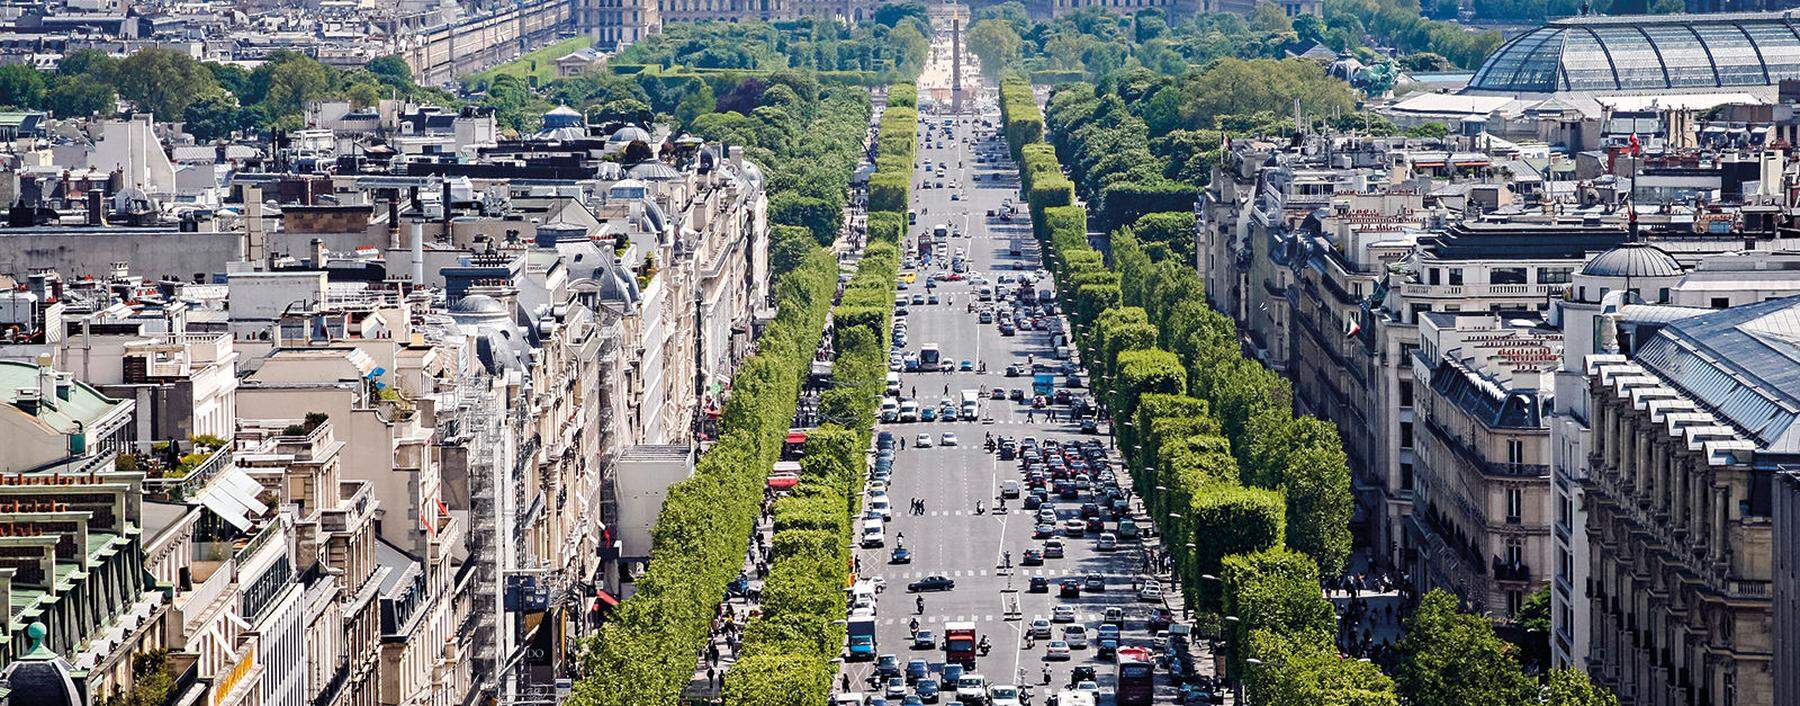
[0,48,438,137]
[965,3,1499,84]
[1001,75,1615,706]
[867,84,919,214]
[722,81,911,705]
[610,13,930,81]
[572,241,838,706]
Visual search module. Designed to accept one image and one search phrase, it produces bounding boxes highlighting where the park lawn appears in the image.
[462,35,594,89]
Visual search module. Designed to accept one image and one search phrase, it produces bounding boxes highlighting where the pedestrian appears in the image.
[707,667,715,687]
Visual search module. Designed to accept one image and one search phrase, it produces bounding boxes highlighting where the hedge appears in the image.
[1096,180,1200,234]
[725,134,906,703]
[999,83,1373,705]
[574,246,839,706]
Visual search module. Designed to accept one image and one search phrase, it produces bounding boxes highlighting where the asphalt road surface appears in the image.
[837,74,1179,706]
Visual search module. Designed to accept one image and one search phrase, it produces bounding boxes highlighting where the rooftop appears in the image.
[1466,10,1800,96]
[1634,295,1800,452]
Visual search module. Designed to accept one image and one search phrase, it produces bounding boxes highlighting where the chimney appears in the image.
[86,190,105,226]
[388,199,401,247]
[54,372,72,402]
[14,388,41,416]
[311,238,328,268]
[245,185,267,263]
[441,179,453,227]
[411,220,425,285]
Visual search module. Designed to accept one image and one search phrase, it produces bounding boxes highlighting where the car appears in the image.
[1043,641,1071,660]
[876,654,901,677]
[1085,516,1105,533]
[920,407,938,423]
[886,676,908,699]
[1103,607,1125,626]
[1058,579,1081,598]
[912,629,936,649]
[1073,680,1100,694]
[959,360,974,371]
[1052,604,1076,622]
[907,658,931,683]
[987,685,1021,706]
[911,294,925,305]
[1147,608,1175,633]
[902,697,924,706]
[927,294,940,304]
[1020,549,1043,566]
[1010,389,1026,401]
[1042,539,1065,558]
[1029,618,1053,639]
[1080,419,1099,434]
[1005,364,1023,377]
[1062,519,1086,536]
[941,664,964,687]
[891,546,912,564]
[916,679,941,703]
[1021,493,1041,509]
[990,388,1007,400]
[1096,533,1117,551]
[1083,575,1105,592]
[908,575,955,592]
[916,433,933,448]
[1138,583,1164,602]
[1062,625,1088,649]
[1028,576,1049,593]
[941,432,958,446]
[1071,666,1098,684]
[1033,523,1056,538]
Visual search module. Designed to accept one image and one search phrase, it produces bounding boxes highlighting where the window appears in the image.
[1558,545,1573,582]
[1507,590,1523,617]
[1657,287,1670,303]
[1507,439,1525,464]
[1507,488,1524,523]
[1491,267,1528,285]
[1428,268,1441,285]
[1448,268,1464,285]
[1712,297,1731,309]
[1506,538,1525,566]
[1539,267,1574,284]
[1401,421,1414,449]
[1399,380,1414,407]
[1558,493,1571,530]
[1401,462,1415,490]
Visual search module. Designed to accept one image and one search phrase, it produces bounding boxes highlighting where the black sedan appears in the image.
[908,576,956,592]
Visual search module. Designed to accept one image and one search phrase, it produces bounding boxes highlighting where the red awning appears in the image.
[785,431,808,444]
[767,474,800,489]
[595,589,620,608]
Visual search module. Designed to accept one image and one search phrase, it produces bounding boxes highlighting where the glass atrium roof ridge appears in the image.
[1465,10,1800,95]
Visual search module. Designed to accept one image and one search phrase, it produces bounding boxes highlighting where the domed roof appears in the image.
[608,125,653,143]
[1581,242,1683,278]
[626,160,682,181]
[1466,13,1800,95]
[450,294,507,316]
[1,623,81,706]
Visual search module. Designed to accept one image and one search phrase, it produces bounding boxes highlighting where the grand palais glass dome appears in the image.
[1465,11,1800,95]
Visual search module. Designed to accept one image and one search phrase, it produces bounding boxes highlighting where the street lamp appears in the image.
[1240,658,1265,705]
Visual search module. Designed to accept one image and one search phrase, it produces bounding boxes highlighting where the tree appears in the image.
[57,48,119,82]
[770,192,841,246]
[259,53,333,117]
[365,55,417,94]
[1250,2,1296,33]
[872,2,928,28]
[0,64,46,109]
[1243,630,1399,706]
[44,75,115,118]
[1516,584,1553,670]
[183,93,248,142]
[770,225,817,277]
[968,19,1022,78]
[344,83,383,110]
[1543,669,1619,706]
[1398,590,1539,706]
[115,48,220,119]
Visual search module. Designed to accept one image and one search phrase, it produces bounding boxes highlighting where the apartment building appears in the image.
[1581,297,1798,706]
[1408,311,1558,618]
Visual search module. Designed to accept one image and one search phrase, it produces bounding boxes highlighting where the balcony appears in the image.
[1400,282,1568,299]
[142,445,234,503]
[1423,418,1549,479]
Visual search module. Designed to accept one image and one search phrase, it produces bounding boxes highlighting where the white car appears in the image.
[1043,641,1071,660]
[1062,625,1088,649]
[916,433,934,448]
[1074,681,1100,694]
[987,685,1021,706]
[1138,583,1164,602]
[1052,604,1076,622]
[1030,618,1052,639]
[941,432,959,446]
[1096,532,1117,551]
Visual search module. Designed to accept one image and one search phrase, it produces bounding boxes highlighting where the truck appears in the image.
[1032,373,1056,398]
[847,614,878,661]
[960,389,980,421]
[944,621,978,667]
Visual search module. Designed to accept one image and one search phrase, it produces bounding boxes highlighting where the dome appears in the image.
[608,125,653,143]
[1,623,81,706]
[543,105,584,129]
[626,160,682,181]
[1581,242,1683,278]
[450,294,507,316]
[1466,12,1800,95]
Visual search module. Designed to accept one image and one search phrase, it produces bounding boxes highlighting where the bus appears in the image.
[1115,646,1155,706]
[920,343,942,371]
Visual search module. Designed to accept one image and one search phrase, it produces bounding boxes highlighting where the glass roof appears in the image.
[1466,11,1800,94]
